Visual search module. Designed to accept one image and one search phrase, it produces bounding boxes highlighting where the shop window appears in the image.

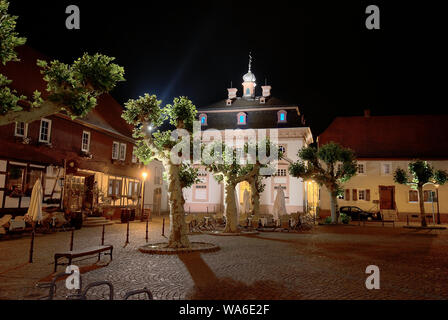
[108,178,122,198]
[6,165,25,197]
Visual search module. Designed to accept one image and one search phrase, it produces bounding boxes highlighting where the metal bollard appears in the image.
[162,218,165,236]
[101,225,105,246]
[125,221,130,245]
[145,218,149,243]
[70,229,75,251]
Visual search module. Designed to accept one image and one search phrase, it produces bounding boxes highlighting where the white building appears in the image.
[182,60,315,215]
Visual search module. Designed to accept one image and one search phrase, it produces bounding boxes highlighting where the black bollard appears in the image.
[125,221,130,245]
[101,224,105,246]
[162,218,165,236]
[70,229,74,251]
[145,218,149,243]
[29,224,36,263]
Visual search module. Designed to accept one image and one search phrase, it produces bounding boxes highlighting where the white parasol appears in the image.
[27,178,43,263]
[273,186,287,221]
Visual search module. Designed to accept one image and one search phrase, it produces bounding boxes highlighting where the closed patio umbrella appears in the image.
[273,187,287,222]
[27,178,43,263]
[242,189,250,215]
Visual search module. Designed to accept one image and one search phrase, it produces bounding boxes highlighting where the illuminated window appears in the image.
[199,114,207,126]
[278,110,287,123]
[246,88,250,95]
[237,112,247,125]
[357,162,366,175]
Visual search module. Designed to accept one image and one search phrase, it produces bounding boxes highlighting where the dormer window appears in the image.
[237,112,247,125]
[199,114,207,126]
[278,110,287,123]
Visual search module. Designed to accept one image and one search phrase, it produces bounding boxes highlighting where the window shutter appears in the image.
[366,189,370,201]
[352,189,357,201]
[345,189,350,201]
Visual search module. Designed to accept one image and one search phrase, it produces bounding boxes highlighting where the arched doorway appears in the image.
[305,180,319,216]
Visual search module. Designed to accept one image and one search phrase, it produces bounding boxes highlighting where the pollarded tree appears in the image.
[202,140,281,232]
[394,160,447,227]
[244,141,283,219]
[0,0,125,125]
[289,142,357,223]
[202,142,260,233]
[122,94,199,248]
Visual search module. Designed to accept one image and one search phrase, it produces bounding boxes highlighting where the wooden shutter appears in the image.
[345,189,350,201]
[352,189,357,201]
[366,189,370,201]
[423,190,429,202]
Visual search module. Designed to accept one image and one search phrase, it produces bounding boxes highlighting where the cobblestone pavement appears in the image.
[0,218,447,300]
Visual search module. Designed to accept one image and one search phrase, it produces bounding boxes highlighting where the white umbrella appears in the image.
[27,178,43,263]
[242,189,250,215]
[27,178,43,223]
[235,187,240,222]
[273,186,287,221]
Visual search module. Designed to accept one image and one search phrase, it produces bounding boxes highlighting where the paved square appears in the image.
[0,218,447,300]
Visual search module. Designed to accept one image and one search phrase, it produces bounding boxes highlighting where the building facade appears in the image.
[0,46,147,218]
[318,113,448,223]
[184,61,315,216]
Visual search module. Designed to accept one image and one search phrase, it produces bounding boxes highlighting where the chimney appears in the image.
[364,109,371,118]
[261,85,271,97]
[227,88,237,100]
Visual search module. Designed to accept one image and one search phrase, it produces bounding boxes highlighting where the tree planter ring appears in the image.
[202,230,259,236]
[139,242,220,255]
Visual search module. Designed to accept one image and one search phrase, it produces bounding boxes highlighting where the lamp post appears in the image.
[142,171,148,242]
[435,184,441,225]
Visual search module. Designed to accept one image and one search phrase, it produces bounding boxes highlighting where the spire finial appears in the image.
[248,52,252,72]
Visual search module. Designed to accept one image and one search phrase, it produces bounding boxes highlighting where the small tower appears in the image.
[242,53,256,99]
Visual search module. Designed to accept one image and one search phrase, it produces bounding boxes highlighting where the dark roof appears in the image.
[201,96,295,110]
[0,46,134,139]
[197,96,304,130]
[318,115,448,159]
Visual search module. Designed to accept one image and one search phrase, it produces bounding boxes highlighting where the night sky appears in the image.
[10,1,444,136]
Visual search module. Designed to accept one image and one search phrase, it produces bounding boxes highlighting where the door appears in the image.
[379,186,395,210]
[153,188,162,216]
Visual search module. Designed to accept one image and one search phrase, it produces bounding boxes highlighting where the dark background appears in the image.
[9,1,445,136]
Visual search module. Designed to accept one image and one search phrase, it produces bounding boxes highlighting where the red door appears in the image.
[379,186,395,210]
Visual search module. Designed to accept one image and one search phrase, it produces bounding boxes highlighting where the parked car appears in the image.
[339,206,381,221]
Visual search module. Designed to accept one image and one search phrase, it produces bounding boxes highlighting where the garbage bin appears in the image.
[129,209,136,221]
[120,208,130,224]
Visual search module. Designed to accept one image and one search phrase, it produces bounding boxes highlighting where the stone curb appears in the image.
[138,242,220,255]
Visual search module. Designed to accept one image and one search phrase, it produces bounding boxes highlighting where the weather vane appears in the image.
[248,52,252,72]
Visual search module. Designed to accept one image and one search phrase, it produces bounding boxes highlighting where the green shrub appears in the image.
[340,213,351,224]
[324,217,332,224]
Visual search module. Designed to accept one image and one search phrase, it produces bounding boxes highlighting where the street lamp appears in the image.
[435,184,441,224]
[142,171,149,242]
[141,171,148,216]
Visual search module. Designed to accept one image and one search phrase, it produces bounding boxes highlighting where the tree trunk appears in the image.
[330,191,338,223]
[165,161,190,248]
[250,179,260,217]
[0,101,61,126]
[417,185,427,227]
[224,180,239,233]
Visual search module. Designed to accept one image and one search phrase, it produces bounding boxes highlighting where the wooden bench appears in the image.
[54,245,113,272]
